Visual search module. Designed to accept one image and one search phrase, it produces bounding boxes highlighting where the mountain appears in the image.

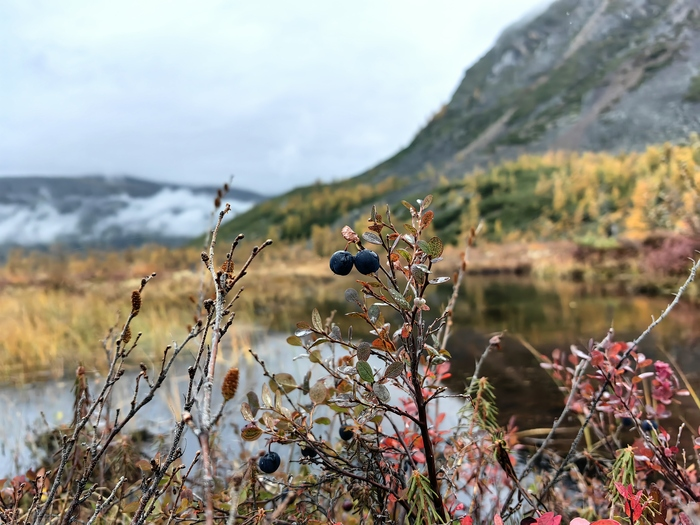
[364,0,700,183]
[220,0,700,243]
[0,175,263,253]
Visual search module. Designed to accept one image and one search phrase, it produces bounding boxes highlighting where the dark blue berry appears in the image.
[258,451,281,473]
[641,420,658,432]
[620,417,634,428]
[339,425,354,441]
[301,446,317,458]
[330,251,354,276]
[354,250,380,275]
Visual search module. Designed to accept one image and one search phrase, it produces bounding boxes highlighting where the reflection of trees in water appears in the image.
[287,273,697,355]
[272,273,698,430]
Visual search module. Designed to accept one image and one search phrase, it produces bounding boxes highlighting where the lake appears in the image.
[1,275,698,476]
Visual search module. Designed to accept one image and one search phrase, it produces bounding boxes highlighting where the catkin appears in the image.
[122,326,132,344]
[131,290,141,316]
[220,259,234,273]
[222,367,240,401]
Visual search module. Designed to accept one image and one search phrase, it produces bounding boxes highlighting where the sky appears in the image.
[1,1,550,194]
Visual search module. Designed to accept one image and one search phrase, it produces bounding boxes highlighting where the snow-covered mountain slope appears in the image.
[0,175,263,250]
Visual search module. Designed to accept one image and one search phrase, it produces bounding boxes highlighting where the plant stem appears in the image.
[410,311,447,522]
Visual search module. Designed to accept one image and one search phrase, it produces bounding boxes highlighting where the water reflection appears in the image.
[304,275,700,429]
[2,276,698,475]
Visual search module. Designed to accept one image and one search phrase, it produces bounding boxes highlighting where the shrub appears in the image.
[642,234,700,275]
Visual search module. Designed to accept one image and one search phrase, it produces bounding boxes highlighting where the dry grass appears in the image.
[1,237,696,384]
[0,241,346,383]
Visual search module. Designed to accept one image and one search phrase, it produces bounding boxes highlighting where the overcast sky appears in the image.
[1,1,549,194]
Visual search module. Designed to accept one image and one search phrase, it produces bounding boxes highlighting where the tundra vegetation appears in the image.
[0,190,699,525]
[222,135,700,253]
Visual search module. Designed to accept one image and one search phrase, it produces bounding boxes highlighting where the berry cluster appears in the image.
[329,249,380,276]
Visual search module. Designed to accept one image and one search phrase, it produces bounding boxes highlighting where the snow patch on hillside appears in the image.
[0,187,254,247]
[0,202,81,245]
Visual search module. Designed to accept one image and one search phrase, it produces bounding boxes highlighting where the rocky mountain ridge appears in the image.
[358,0,700,185]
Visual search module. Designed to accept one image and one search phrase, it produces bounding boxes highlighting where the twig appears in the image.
[266,488,296,524]
[165,452,201,525]
[86,477,126,525]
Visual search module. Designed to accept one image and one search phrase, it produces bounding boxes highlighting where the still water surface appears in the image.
[2,276,699,476]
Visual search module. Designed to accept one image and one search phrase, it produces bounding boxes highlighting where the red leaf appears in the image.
[460,517,473,525]
[590,350,605,367]
[535,512,562,525]
[411,451,426,463]
[434,412,446,427]
[609,341,628,356]
[341,225,360,243]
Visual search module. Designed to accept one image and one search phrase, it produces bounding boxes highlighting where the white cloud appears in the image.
[0,0,550,193]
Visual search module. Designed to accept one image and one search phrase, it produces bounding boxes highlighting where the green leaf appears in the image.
[427,236,444,257]
[404,223,417,235]
[356,361,375,383]
[362,231,383,245]
[330,325,342,340]
[389,288,411,310]
[414,263,431,273]
[357,342,371,361]
[309,349,322,363]
[261,383,273,408]
[421,194,433,209]
[411,265,427,284]
[344,288,360,303]
[309,337,329,349]
[396,248,412,263]
[286,335,303,347]
[272,373,296,393]
[374,384,391,403]
[314,417,331,425]
[367,304,380,323]
[311,308,323,331]
[240,402,255,421]
[417,239,430,254]
[246,391,260,416]
[384,362,404,379]
[309,381,328,404]
[401,200,416,215]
